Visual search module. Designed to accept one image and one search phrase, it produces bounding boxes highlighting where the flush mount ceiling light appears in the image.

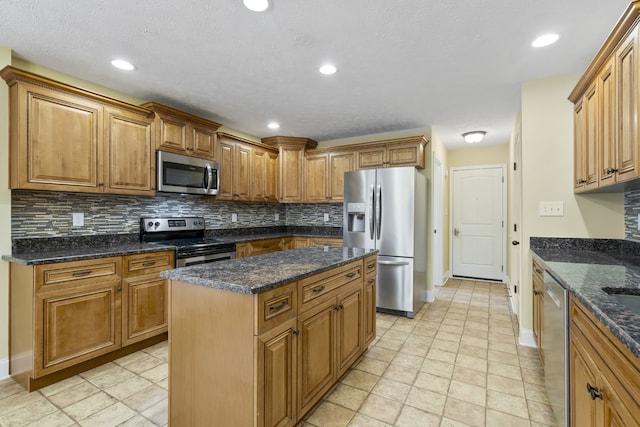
[268,122,280,129]
[243,0,269,12]
[532,33,559,47]
[462,131,486,144]
[110,59,135,70]
[319,64,337,75]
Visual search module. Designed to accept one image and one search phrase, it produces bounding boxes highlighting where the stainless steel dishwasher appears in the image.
[543,271,569,427]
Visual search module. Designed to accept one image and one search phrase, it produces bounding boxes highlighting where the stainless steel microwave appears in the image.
[157,151,220,196]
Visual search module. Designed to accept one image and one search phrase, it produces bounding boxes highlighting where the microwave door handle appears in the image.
[204,164,213,192]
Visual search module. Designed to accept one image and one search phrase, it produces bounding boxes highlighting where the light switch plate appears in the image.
[231,213,238,223]
[539,201,564,217]
[323,213,329,222]
[72,212,84,226]
[275,213,280,221]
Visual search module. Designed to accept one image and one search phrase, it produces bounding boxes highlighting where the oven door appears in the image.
[177,251,235,267]
[157,151,219,195]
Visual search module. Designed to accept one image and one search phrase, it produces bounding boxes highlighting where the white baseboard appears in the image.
[0,357,8,381]
[426,289,435,302]
[518,328,537,348]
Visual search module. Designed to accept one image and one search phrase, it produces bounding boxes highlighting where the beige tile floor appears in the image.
[0,278,558,427]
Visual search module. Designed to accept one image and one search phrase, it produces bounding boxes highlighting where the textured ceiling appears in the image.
[0,0,632,148]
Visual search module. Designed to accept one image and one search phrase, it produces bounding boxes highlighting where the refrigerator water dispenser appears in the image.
[346,202,366,232]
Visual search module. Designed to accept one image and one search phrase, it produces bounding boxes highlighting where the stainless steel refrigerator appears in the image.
[343,167,427,318]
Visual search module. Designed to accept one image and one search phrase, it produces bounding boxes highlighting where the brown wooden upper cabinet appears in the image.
[569,4,640,192]
[141,102,221,159]
[263,136,318,203]
[1,66,156,196]
[304,151,354,203]
[355,136,427,169]
[252,146,279,203]
[216,133,252,201]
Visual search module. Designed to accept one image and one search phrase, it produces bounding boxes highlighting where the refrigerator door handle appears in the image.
[376,184,382,239]
[369,184,375,240]
[378,260,410,266]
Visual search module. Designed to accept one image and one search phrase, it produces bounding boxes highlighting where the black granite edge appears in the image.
[11,233,140,253]
[530,236,640,256]
[162,248,377,295]
[206,226,343,239]
[2,243,175,265]
[531,249,640,360]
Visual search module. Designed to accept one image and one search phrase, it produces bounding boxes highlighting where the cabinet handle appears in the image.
[335,304,344,311]
[367,279,375,285]
[72,270,92,277]
[312,286,326,293]
[586,383,603,400]
[268,301,288,312]
[346,272,356,278]
[533,290,541,296]
[577,178,586,185]
[142,261,157,267]
[293,329,300,336]
[610,168,619,173]
[98,182,104,187]
[117,287,122,292]
[535,268,542,274]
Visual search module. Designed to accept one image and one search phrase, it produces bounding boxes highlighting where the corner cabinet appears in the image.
[569,4,640,193]
[569,295,640,426]
[1,66,156,196]
[168,256,376,427]
[141,101,221,159]
[9,250,173,391]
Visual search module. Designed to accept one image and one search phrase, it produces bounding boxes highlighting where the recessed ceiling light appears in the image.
[319,64,337,75]
[110,59,135,71]
[243,0,269,12]
[532,33,559,48]
[268,122,280,129]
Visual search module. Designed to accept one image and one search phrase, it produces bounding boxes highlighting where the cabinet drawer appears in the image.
[309,238,343,248]
[364,256,377,278]
[123,251,174,277]
[532,260,544,284]
[299,261,362,310]
[256,282,297,335]
[36,257,121,291]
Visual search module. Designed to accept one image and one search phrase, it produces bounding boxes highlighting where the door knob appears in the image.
[454,228,459,236]
[512,240,520,246]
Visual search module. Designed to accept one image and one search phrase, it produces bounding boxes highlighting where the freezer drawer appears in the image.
[377,256,414,314]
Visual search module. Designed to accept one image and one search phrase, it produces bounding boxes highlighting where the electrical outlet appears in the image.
[275,213,280,221]
[72,212,84,227]
[539,201,564,217]
[323,213,329,222]
[231,213,238,223]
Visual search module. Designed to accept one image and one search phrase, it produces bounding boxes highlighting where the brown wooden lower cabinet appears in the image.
[569,295,640,426]
[9,250,173,391]
[169,254,377,427]
[236,237,343,258]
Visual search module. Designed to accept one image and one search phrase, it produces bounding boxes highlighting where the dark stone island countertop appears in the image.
[530,237,640,359]
[2,226,343,265]
[161,246,377,295]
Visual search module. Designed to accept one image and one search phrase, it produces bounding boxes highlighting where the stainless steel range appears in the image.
[140,217,236,267]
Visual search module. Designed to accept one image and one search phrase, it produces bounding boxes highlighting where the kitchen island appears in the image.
[161,246,378,427]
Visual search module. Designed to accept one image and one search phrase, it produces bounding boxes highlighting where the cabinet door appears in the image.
[266,151,279,203]
[293,238,310,249]
[584,83,599,190]
[18,84,102,191]
[156,114,188,154]
[364,276,376,346]
[257,319,297,427]
[356,146,386,169]
[122,274,168,346]
[217,138,235,200]
[35,281,121,377]
[615,27,639,183]
[336,285,363,377]
[570,332,599,427]
[236,243,249,258]
[279,146,304,202]
[253,147,268,201]
[387,142,424,168]
[104,107,155,195]
[532,261,544,362]
[234,143,252,201]
[297,299,336,416]
[305,154,329,202]
[574,100,587,192]
[191,124,216,159]
[599,58,617,186]
[329,152,354,201]
[600,373,639,427]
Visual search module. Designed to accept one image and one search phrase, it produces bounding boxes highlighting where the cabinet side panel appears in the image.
[169,281,254,426]
[9,264,35,387]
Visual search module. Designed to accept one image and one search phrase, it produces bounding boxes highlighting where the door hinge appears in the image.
[514,285,518,293]
[501,265,504,272]
[514,224,517,232]
[502,176,504,183]
[502,221,504,227]
[513,162,517,171]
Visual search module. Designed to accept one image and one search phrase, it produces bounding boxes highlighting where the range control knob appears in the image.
[154,221,160,227]
[147,221,154,227]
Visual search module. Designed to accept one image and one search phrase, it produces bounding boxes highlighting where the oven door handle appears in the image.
[177,251,236,267]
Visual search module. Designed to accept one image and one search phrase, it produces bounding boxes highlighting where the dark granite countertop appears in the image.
[1,227,343,265]
[530,237,640,359]
[161,246,377,295]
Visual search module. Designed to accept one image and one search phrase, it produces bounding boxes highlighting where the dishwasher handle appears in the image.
[545,283,562,308]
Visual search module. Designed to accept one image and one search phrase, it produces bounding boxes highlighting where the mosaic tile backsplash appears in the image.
[11,190,344,239]
[625,189,640,241]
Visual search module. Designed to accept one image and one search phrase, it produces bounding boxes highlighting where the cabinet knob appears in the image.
[117,287,122,292]
[586,383,603,400]
[533,290,541,296]
[293,329,300,336]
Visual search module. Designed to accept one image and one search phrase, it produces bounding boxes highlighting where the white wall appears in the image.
[519,74,624,339]
[0,47,12,378]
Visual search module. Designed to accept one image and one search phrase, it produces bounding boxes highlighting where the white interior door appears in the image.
[509,125,522,315]
[451,166,505,281]
[433,157,444,286]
